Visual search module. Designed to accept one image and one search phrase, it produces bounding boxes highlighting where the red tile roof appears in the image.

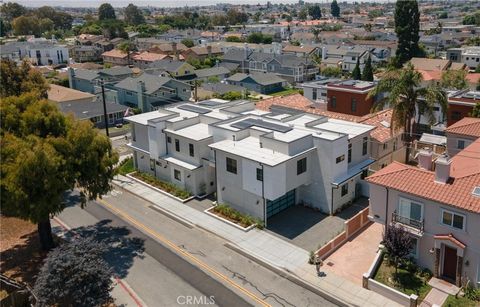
[359,109,401,143]
[434,234,466,249]
[366,139,480,213]
[445,117,480,138]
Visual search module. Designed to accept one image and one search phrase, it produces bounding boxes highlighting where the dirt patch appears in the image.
[0,216,46,286]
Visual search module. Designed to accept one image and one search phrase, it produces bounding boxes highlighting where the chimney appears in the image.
[418,147,433,171]
[322,46,326,61]
[207,45,212,57]
[244,42,249,58]
[137,81,147,113]
[68,67,75,89]
[434,154,451,184]
[171,42,178,60]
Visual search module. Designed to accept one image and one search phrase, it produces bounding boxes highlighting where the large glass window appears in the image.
[256,168,263,181]
[297,158,307,175]
[457,140,465,149]
[226,157,237,174]
[336,154,345,164]
[174,169,181,181]
[441,210,465,230]
[341,184,348,196]
[351,98,357,112]
[398,198,423,222]
[331,96,337,108]
[175,139,180,152]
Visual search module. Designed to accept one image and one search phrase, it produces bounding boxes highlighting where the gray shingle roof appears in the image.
[98,66,134,76]
[114,73,188,95]
[194,66,230,78]
[74,69,100,81]
[227,72,285,86]
[201,83,245,95]
[147,59,193,73]
[58,100,128,120]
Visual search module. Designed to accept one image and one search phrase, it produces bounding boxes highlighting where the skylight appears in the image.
[473,186,480,197]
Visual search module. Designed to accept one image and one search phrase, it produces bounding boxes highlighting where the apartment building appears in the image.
[69,45,102,63]
[326,80,376,116]
[447,47,480,70]
[1,40,68,65]
[366,139,480,288]
[126,100,375,223]
[301,77,342,103]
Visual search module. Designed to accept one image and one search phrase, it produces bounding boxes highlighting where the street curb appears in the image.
[224,242,350,307]
[148,205,194,229]
[112,181,195,229]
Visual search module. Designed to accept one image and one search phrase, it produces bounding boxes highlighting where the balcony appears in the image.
[391,211,424,236]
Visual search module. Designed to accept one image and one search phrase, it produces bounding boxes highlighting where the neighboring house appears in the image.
[68,67,136,94]
[69,45,102,63]
[181,45,223,61]
[445,117,480,156]
[146,59,196,80]
[48,83,128,128]
[147,42,188,60]
[409,57,451,71]
[126,100,375,222]
[447,46,480,70]
[0,39,68,65]
[301,77,341,102]
[366,139,480,288]
[76,34,104,46]
[282,44,319,57]
[226,72,286,94]
[48,84,96,104]
[135,38,170,50]
[194,66,231,82]
[110,73,191,112]
[447,90,479,126]
[326,80,376,117]
[102,49,130,66]
[131,52,171,69]
[94,37,124,53]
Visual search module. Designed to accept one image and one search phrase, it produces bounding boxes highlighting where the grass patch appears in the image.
[211,204,264,229]
[117,157,134,176]
[131,171,192,200]
[374,257,432,302]
[443,295,479,307]
[270,88,301,97]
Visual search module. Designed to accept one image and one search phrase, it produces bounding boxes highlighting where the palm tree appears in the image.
[368,63,447,163]
[117,41,135,66]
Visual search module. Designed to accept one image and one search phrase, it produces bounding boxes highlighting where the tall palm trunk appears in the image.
[38,218,55,251]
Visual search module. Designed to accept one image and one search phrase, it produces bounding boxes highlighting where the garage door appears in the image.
[266,190,295,218]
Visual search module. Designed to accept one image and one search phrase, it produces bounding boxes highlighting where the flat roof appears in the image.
[314,119,374,138]
[209,136,293,166]
[125,110,170,125]
[165,123,211,141]
[273,129,311,142]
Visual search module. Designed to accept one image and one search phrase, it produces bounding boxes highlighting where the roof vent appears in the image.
[380,121,391,128]
[473,186,480,198]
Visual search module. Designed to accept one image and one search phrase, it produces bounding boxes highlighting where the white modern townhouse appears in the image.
[126,99,376,224]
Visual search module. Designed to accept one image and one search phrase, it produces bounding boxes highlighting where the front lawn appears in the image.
[443,295,479,307]
[117,157,134,175]
[374,257,432,302]
[131,171,192,200]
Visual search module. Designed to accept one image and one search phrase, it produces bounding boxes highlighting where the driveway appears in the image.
[266,197,369,252]
[322,222,383,285]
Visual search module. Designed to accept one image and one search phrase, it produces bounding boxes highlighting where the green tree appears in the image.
[383,225,414,276]
[462,11,480,26]
[321,66,342,77]
[0,61,118,251]
[226,36,242,42]
[124,3,144,26]
[470,103,480,117]
[35,6,73,30]
[0,2,27,22]
[12,16,42,36]
[34,237,113,306]
[98,3,116,21]
[362,55,374,81]
[0,60,49,98]
[311,27,321,43]
[181,38,194,48]
[247,32,272,44]
[352,58,361,80]
[117,41,135,66]
[308,4,321,20]
[394,0,421,65]
[331,0,340,18]
[364,23,372,32]
[440,70,468,90]
[368,63,447,163]
[298,8,308,21]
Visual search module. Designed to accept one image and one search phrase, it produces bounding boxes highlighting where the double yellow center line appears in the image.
[97,198,271,307]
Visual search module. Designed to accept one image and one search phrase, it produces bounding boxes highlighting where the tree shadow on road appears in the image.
[70,219,145,279]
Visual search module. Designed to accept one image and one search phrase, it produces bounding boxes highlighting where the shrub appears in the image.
[132,171,192,199]
[308,251,315,264]
[212,204,260,228]
[117,157,134,175]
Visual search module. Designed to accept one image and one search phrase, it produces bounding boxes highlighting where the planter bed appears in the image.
[204,205,259,232]
[127,172,194,203]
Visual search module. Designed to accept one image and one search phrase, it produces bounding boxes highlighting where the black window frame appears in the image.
[341,184,348,196]
[348,143,352,163]
[336,154,345,164]
[174,169,181,181]
[362,137,368,155]
[297,157,307,175]
[175,139,180,152]
[189,143,194,157]
[351,98,357,112]
[331,96,337,108]
[167,136,172,143]
[256,168,263,181]
[226,157,237,174]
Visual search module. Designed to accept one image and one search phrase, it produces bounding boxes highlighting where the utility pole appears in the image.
[100,78,109,137]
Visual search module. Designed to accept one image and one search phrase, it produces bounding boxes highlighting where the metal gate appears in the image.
[266,189,295,218]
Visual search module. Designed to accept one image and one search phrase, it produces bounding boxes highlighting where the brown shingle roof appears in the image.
[409,57,450,71]
[366,139,480,213]
[48,84,96,103]
[102,49,128,59]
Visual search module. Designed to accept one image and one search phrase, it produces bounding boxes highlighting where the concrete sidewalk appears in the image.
[113,175,402,307]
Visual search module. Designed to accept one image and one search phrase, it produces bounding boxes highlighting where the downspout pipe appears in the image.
[214,150,218,204]
[384,186,389,238]
[260,163,266,227]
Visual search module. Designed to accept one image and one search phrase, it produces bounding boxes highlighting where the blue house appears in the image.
[225,72,286,94]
